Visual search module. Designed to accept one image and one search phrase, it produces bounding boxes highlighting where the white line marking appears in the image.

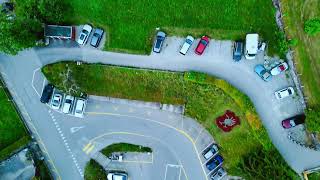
[41,78,46,95]
[195,128,204,143]
[31,68,41,97]
[70,126,85,133]
[179,166,182,180]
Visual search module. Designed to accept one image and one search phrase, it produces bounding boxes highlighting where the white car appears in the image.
[51,93,63,110]
[74,98,86,118]
[107,171,128,180]
[62,95,74,114]
[275,87,295,100]
[77,24,92,45]
[179,35,194,55]
[270,62,288,76]
[210,167,227,180]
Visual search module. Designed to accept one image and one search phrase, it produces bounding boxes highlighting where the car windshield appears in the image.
[201,40,207,45]
[82,30,89,35]
[66,99,72,103]
[248,53,255,57]
[93,33,99,37]
[80,34,85,40]
[186,39,192,44]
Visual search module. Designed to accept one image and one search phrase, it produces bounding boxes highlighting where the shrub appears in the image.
[84,159,107,180]
[275,31,289,58]
[304,18,320,36]
[305,106,320,133]
[238,147,299,180]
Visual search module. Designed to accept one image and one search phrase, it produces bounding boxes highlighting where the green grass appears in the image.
[84,159,107,180]
[64,0,280,55]
[100,143,152,157]
[42,62,298,178]
[281,0,320,107]
[0,83,29,160]
[309,172,320,180]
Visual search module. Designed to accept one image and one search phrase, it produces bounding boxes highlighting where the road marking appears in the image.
[164,164,182,180]
[86,112,207,180]
[70,126,85,134]
[31,68,41,97]
[83,143,92,152]
[41,78,46,95]
[195,128,204,144]
[85,145,95,154]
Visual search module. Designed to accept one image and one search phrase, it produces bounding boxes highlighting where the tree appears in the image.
[38,0,68,23]
[0,14,41,55]
[304,18,320,36]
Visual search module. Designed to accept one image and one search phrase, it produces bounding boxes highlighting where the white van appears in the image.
[245,34,259,60]
[180,35,194,55]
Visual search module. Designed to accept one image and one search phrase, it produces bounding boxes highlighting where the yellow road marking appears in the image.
[85,144,95,154]
[82,143,92,152]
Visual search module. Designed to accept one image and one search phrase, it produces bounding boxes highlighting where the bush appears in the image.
[305,106,320,133]
[84,159,107,180]
[275,31,289,58]
[238,147,299,180]
[304,18,320,36]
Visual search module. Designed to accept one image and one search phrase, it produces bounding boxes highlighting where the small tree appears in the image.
[304,18,320,36]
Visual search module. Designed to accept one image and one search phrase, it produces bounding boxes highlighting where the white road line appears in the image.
[179,166,182,180]
[195,128,204,143]
[200,141,215,154]
[164,164,168,180]
[41,78,46,95]
[31,68,41,97]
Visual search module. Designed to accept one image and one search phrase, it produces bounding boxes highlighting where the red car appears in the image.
[281,114,305,129]
[195,36,209,55]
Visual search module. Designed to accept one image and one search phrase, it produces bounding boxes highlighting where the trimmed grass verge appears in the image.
[43,62,297,178]
[84,159,107,180]
[101,143,152,157]
[66,0,281,55]
[0,82,29,160]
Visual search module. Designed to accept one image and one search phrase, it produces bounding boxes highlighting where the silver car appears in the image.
[210,167,227,180]
[74,98,86,118]
[153,31,166,53]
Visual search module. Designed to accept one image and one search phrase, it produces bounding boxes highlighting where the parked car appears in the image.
[275,87,295,100]
[245,34,259,60]
[62,95,75,114]
[210,167,227,180]
[153,31,166,53]
[203,144,219,160]
[233,41,243,61]
[270,62,288,76]
[282,114,305,129]
[107,171,128,180]
[40,84,54,103]
[77,24,92,45]
[206,155,223,171]
[90,28,104,47]
[51,93,63,110]
[195,36,209,55]
[180,35,194,55]
[74,98,86,118]
[254,64,272,82]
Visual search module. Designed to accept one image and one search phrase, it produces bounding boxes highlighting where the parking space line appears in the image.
[31,68,41,97]
[195,128,204,144]
[200,141,215,154]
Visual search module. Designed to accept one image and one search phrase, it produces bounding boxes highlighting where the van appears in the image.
[245,34,259,60]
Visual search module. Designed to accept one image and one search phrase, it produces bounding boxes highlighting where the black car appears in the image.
[40,84,54,103]
[233,41,243,61]
[90,28,104,47]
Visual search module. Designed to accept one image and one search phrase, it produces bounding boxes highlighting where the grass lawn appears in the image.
[0,83,30,160]
[309,172,320,180]
[65,0,280,55]
[84,159,107,180]
[100,143,152,157]
[42,62,297,178]
[281,0,320,107]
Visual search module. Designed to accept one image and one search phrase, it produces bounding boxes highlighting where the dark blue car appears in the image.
[206,155,224,171]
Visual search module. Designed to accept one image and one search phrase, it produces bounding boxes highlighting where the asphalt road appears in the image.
[1,37,320,179]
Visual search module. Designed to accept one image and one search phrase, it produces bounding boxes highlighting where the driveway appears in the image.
[0,37,320,179]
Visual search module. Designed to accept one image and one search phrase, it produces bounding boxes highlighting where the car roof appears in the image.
[94,28,104,34]
[246,34,258,54]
